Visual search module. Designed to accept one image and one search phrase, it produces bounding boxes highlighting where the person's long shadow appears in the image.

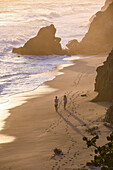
[66,110,89,129]
[57,111,84,136]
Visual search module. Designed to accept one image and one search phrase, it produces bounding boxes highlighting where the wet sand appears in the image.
[0,55,111,170]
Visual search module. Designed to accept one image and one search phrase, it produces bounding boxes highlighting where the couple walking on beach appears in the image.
[54,95,67,112]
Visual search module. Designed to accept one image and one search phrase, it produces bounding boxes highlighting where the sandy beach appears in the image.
[0,55,112,170]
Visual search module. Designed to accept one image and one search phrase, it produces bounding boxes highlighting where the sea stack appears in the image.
[66,2,113,55]
[12,24,66,56]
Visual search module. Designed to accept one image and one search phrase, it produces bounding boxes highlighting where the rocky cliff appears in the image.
[13,24,66,56]
[101,0,113,11]
[66,2,113,55]
[93,49,113,102]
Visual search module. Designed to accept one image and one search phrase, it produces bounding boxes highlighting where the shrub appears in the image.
[83,132,113,169]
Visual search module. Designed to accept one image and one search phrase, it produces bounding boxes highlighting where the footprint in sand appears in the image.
[68,147,71,151]
[74,153,77,157]
[62,164,65,166]
[71,163,74,166]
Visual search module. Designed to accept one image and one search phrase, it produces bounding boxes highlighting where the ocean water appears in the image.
[0,0,105,104]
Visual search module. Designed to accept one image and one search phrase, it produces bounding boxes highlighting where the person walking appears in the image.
[63,95,67,110]
[54,96,58,112]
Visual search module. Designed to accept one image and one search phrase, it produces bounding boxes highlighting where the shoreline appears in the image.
[0,54,111,170]
[0,54,94,140]
[0,55,77,144]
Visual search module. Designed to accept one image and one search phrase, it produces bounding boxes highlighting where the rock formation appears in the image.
[66,2,113,55]
[89,0,113,29]
[13,24,66,56]
[105,104,113,124]
[101,0,113,11]
[93,49,113,102]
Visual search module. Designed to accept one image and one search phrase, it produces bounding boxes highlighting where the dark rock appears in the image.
[13,24,66,56]
[67,2,113,55]
[93,49,113,102]
[53,148,63,155]
[105,104,113,124]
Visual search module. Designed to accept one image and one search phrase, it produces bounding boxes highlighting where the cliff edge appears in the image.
[67,2,113,55]
[93,49,113,102]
